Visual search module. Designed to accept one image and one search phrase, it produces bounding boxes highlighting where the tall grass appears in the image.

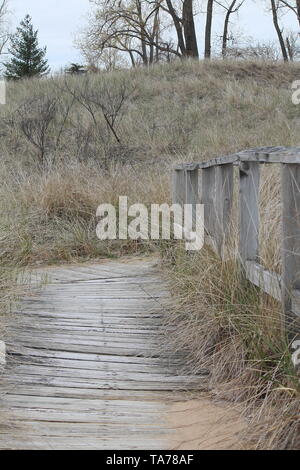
[0,59,299,448]
[161,243,299,449]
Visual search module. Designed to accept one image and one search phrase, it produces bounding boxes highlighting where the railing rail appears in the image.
[172,146,300,336]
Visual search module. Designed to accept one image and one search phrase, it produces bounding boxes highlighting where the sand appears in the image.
[167,395,249,450]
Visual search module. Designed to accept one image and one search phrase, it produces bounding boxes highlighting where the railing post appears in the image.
[201,167,216,243]
[214,164,234,258]
[172,168,186,207]
[239,161,260,265]
[185,168,199,228]
[281,164,300,337]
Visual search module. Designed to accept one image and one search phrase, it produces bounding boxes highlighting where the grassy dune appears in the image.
[0,59,300,448]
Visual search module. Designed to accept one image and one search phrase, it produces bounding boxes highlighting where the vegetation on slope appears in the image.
[0,59,300,448]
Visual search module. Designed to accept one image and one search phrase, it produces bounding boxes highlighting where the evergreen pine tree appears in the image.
[4,14,49,79]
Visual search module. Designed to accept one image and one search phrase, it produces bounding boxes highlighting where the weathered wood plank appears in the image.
[291,290,300,317]
[0,436,171,450]
[1,385,192,401]
[214,164,233,258]
[239,162,260,265]
[7,345,180,365]
[175,146,300,170]
[0,259,209,450]
[172,169,186,206]
[245,261,281,302]
[6,373,206,391]
[7,364,207,384]
[201,166,216,240]
[185,168,199,231]
[177,148,300,339]
[281,164,300,332]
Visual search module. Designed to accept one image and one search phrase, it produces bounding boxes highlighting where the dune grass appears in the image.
[161,244,299,449]
[0,58,300,448]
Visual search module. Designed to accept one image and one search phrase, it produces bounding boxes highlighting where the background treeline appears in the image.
[0,1,299,75]
[76,0,300,70]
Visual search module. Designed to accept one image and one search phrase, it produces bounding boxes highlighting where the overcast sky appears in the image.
[11,0,90,71]
[9,0,299,71]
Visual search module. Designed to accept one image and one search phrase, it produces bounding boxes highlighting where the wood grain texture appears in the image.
[281,164,300,332]
[245,261,281,302]
[174,146,298,170]
[172,169,186,206]
[201,166,216,239]
[239,162,260,265]
[0,259,208,450]
[175,147,300,339]
[214,164,233,258]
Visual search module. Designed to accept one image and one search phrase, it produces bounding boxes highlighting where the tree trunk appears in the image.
[286,36,294,61]
[270,0,289,62]
[149,7,160,63]
[182,0,199,57]
[166,0,186,56]
[155,10,160,62]
[297,0,300,26]
[222,0,237,58]
[136,0,148,65]
[128,49,136,67]
[205,0,214,59]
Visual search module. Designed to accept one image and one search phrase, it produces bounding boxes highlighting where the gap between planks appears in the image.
[0,258,209,450]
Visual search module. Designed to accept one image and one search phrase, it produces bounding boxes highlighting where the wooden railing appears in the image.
[172,146,300,334]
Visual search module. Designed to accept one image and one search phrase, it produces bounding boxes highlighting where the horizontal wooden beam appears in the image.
[174,155,239,170]
[245,261,281,302]
[174,146,300,170]
[291,290,300,317]
[175,146,300,336]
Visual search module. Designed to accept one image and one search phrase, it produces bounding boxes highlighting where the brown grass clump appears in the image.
[0,162,169,265]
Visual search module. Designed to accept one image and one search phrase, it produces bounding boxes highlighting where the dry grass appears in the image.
[0,58,300,448]
[1,59,299,266]
[161,242,300,449]
[0,161,170,265]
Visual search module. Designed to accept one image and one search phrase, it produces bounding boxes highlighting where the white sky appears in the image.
[10,0,91,71]
[9,0,300,71]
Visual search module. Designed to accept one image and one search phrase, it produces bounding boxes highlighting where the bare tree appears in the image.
[15,95,58,165]
[277,0,300,27]
[77,0,200,65]
[182,0,199,57]
[163,0,199,57]
[0,0,10,56]
[77,0,179,67]
[215,0,245,57]
[62,76,129,144]
[270,0,289,61]
[76,33,128,71]
[226,38,282,60]
[285,30,300,59]
[204,0,214,58]
[164,0,186,55]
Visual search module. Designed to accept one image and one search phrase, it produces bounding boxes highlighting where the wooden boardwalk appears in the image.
[0,259,209,450]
